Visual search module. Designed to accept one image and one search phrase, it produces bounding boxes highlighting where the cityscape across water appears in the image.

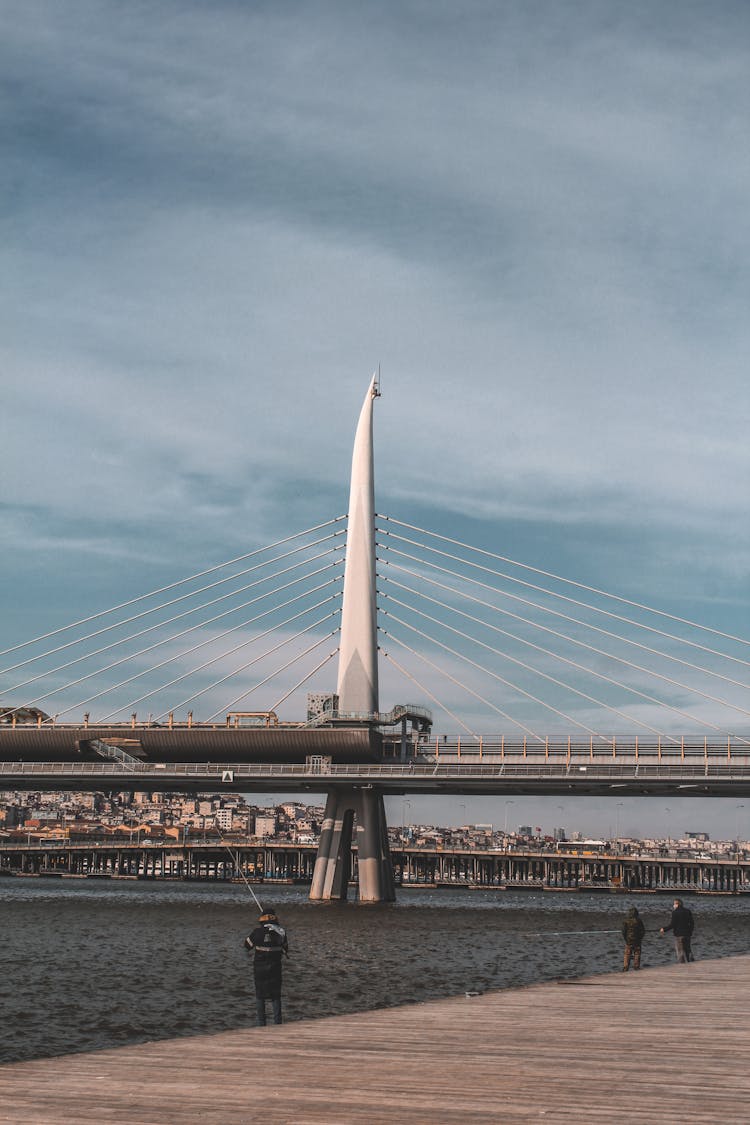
[3,790,750,894]
[1,789,746,863]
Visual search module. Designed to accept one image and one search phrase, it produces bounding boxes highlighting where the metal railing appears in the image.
[3,759,750,780]
[301,703,433,728]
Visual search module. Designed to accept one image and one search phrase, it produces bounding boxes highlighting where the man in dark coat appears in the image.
[621,906,646,971]
[245,909,289,1025]
[660,898,695,963]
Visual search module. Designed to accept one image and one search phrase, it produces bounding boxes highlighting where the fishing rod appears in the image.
[212,825,291,963]
[211,823,264,912]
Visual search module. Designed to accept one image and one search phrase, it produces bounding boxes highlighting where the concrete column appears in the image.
[337,377,379,715]
[310,786,395,902]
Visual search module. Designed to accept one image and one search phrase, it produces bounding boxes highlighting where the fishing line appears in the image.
[212,823,264,912]
[521,929,621,937]
[213,826,291,967]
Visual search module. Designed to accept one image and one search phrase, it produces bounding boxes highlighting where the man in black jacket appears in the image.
[245,908,289,1025]
[660,898,695,963]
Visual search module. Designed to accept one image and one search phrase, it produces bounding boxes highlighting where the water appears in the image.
[2,879,750,1065]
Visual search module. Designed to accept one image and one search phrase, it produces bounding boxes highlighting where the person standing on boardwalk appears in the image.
[660,898,695,963]
[245,908,289,1025]
[621,906,646,971]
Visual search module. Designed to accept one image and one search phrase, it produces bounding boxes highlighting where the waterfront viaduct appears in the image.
[2,836,748,895]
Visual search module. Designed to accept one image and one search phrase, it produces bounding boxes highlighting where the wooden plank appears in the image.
[2,955,750,1123]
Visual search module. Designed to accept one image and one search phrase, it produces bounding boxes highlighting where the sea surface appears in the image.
[2,878,750,1065]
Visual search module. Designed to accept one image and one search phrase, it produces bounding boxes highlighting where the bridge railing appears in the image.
[3,760,750,780]
[426,737,749,760]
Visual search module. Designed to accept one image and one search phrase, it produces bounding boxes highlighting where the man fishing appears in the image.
[660,898,695,963]
[621,906,646,971]
[245,908,289,1026]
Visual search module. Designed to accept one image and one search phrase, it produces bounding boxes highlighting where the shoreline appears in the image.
[3,867,749,896]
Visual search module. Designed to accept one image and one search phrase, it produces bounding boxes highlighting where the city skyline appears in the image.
[3,786,748,845]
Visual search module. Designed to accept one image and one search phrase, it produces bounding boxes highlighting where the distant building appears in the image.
[0,806,22,828]
[281,803,305,820]
[215,808,233,831]
[254,815,276,838]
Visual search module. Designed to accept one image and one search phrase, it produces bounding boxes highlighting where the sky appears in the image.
[2,0,750,836]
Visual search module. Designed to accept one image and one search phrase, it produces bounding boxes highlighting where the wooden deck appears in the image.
[2,954,750,1123]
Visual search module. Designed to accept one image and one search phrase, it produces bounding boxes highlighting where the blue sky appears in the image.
[2,1,749,834]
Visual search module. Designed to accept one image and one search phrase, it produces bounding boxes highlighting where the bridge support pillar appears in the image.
[310,786,395,903]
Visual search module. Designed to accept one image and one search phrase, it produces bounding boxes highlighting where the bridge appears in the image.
[3,743,750,797]
[2,835,749,894]
[3,377,750,900]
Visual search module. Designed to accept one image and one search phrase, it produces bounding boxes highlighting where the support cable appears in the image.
[378,514,750,650]
[381,608,614,743]
[160,617,341,720]
[31,578,341,720]
[377,527,750,671]
[4,547,344,700]
[269,649,341,713]
[1,530,345,677]
[380,571,750,722]
[381,631,543,742]
[379,552,750,694]
[380,648,480,741]
[0,516,346,661]
[100,597,342,722]
[205,631,340,721]
[382,597,746,743]
[49,607,339,720]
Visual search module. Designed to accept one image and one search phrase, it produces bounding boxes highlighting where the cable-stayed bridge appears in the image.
[2,379,750,898]
[2,514,748,763]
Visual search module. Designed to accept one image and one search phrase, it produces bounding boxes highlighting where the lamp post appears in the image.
[503,800,514,837]
[735,804,744,860]
[401,799,412,842]
[664,807,671,854]
[615,802,624,851]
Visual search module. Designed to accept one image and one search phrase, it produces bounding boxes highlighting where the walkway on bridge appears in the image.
[2,954,749,1123]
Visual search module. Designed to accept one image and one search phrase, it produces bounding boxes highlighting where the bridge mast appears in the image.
[310,375,395,903]
[336,373,379,715]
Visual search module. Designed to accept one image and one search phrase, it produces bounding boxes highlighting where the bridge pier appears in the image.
[310,786,395,903]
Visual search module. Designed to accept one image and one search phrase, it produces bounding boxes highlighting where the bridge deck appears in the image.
[2,954,749,1123]
[5,757,750,796]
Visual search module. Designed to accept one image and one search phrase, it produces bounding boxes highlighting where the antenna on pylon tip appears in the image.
[373,365,381,398]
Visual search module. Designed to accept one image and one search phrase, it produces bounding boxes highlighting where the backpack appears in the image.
[261,922,286,950]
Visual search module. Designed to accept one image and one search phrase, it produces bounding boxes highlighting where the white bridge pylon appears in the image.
[336,374,379,716]
[311,375,394,903]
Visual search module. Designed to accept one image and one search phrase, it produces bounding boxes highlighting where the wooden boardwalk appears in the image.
[2,954,750,1124]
